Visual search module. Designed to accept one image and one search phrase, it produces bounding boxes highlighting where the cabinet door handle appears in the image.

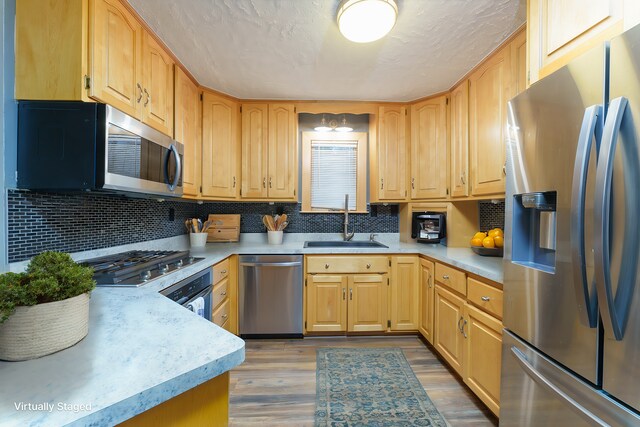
[461,171,466,184]
[269,176,272,188]
[343,288,346,300]
[503,162,507,176]
[137,83,143,103]
[411,178,415,189]
[144,88,150,107]
[325,263,330,269]
[350,288,353,300]
[233,176,236,188]
[457,316,464,332]
[481,296,491,301]
[462,319,468,338]
[366,263,371,269]
[263,177,266,188]
[427,272,432,288]
[381,178,384,190]
[442,275,450,280]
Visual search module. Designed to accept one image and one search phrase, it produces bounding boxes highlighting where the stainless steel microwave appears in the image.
[17,101,183,198]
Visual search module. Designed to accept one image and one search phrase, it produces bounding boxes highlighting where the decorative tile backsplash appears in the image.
[7,190,506,262]
[478,200,505,231]
[7,190,399,262]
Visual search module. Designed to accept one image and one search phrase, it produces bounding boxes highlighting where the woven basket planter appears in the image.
[0,293,90,361]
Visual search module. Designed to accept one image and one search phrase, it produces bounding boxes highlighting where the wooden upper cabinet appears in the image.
[419,258,435,344]
[141,30,174,136]
[511,29,528,96]
[469,45,510,196]
[241,104,269,199]
[376,106,408,201]
[450,81,470,198]
[175,68,201,197]
[202,92,239,199]
[306,274,348,333]
[390,256,419,331]
[267,104,297,199]
[348,274,388,333]
[410,96,448,200]
[528,0,633,83]
[90,0,143,118]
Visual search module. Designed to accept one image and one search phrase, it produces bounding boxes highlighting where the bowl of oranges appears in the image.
[470,228,504,257]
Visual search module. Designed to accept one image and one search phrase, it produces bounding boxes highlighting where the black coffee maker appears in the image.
[411,212,446,243]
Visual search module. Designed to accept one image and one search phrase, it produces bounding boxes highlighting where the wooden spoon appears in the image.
[192,218,200,233]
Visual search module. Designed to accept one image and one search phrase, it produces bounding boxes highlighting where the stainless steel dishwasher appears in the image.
[239,255,303,338]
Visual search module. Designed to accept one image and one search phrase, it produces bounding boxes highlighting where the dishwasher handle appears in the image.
[240,261,302,268]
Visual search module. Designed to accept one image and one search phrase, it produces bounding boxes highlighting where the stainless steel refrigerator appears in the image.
[501,23,640,426]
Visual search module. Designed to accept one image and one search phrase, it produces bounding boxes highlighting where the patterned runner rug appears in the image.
[315,347,447,426]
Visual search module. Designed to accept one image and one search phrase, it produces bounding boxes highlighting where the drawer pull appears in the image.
[221,269,227,274]
[366,263,371,269]
[222,314,228,319]
[221,292,227,296]
[442,275,450,280]
[481,296,491,301]
[325,263,330,269]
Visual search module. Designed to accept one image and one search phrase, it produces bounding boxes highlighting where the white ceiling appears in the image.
[128,0,526,102]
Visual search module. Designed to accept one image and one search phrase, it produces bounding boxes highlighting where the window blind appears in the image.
[310,141,357,210]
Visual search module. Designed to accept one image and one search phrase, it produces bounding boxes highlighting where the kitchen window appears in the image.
[301,132,367,213]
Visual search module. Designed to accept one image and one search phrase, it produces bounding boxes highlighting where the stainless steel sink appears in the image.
[304,240,388,248]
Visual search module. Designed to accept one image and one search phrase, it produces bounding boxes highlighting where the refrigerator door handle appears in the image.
[570,104,602,328]
[595,96,640,341]
[511,347,607,426]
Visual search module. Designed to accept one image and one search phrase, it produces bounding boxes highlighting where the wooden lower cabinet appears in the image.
[306,275,348,332]
[418,259,435,343]
[433,284,466,375]
[348,274,388,332]
[390,256,419,331]
[463,303,503,417]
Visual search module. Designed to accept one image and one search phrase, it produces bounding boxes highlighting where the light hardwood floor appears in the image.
[229,336,498,426]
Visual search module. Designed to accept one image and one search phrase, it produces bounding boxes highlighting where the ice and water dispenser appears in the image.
[511,191,557,273]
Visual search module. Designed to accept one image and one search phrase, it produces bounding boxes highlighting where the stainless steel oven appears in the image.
[161,268,213,321]
[17,101,183,198]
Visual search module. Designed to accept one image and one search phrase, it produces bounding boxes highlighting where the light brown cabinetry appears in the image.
[141,30,174,136]
[202,92,239,199]
[469,44,511,196]
[450,81,470,198]
[241,103,297,200]
[511,29,528,95]
[305,256,389,333]
[418,258,435,343]
[410,96,448,200]
[527,0,634,84]
[211,257,236,333]
[434,284,466,375]
[174,68,201,197]
[374,106,408,201]
[463,302,503,416]
[16,0,176,137]
[390,256,419,331]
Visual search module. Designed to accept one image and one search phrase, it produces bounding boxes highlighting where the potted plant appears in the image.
[0,251,95,361]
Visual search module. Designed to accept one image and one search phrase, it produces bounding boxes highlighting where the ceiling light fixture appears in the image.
[335,115,353,132]
[337,0,398,43]
[314,115,332,132]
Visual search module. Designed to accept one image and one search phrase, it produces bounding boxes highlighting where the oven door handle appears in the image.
[184,286,213,307]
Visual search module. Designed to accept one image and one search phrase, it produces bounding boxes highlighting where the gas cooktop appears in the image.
[82,250,204,287]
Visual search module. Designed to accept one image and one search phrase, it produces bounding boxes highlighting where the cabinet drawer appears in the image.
[435,263,466,296]
[211,277,229,310]
[306,256,389,274]
[467,277,503,319]
[212,298,230,327]
[213,258,230,284]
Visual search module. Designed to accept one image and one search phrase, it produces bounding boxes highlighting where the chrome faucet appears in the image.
[343,194,354,241]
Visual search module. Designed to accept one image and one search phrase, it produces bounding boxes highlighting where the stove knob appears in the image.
[140,270,152,281]
[176,260,184,268]
[158,264,169,274]
[188,256,195,264]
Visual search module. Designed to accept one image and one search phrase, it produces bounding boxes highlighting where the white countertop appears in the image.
[1,233,503,426]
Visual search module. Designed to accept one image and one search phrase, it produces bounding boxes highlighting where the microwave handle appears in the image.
[165,144,181,191]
